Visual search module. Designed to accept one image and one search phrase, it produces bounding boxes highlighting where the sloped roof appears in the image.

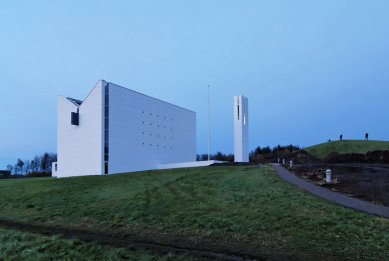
[67,97,83,107]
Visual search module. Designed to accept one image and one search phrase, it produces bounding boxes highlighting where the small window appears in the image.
[105,131,109,143]
[244,113,247,126]
[54,164,57,171]
[71,112,79,125]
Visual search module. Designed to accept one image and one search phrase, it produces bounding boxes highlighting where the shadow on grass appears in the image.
[0,218,272,261]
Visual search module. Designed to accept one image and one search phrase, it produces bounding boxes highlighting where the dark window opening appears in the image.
[237,105,240,120]
[105,107,109,118]
[105,131,109,143]
[71,112,79,125]
[104,83,109,168]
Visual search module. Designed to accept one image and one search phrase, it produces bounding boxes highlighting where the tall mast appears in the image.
[208,85,211,161]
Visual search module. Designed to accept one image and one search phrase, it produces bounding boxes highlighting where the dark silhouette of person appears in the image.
[365,133,369,141]
[340,134,343,141]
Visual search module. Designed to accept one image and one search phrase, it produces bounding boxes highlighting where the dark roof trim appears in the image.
[67,97,83,107]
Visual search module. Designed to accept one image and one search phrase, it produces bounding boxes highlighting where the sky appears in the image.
[1,0,389,168]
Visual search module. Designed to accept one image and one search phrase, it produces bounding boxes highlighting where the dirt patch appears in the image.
[324,150,389,164]
[0,219,304,261]
[285,150,322,164]
[290,164,389,207]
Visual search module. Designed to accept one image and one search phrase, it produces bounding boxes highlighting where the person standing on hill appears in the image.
[340,134,343,141]
[365,133,369,140]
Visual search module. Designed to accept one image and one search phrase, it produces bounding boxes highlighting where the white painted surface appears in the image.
[56,80,196,177]
[57,81,104,178]
[158,160,223,170]
[51,162,58,177]
[234,95,249,162]
[326,169,332,183]
[108,83,196,174]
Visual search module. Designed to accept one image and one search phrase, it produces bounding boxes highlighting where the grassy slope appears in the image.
[0,166,388,259]
[0,227,194,261]
[304,140,389,159]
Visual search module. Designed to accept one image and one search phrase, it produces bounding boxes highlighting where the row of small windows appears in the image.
[141,132,174,140]
[141,111,173,121]
[141,142,173,149]
[141,122,173,130]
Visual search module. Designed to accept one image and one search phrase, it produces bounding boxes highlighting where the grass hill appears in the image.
[304,140,389,159]
[0,166,388,260]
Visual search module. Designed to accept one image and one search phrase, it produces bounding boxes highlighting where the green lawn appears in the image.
[0,166,388,260]
[304,140,389,159]
[0,227,194,261]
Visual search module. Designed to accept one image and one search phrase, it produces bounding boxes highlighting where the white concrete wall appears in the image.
[56,81,104,177]
[108,83,196,174]
[51,162,58,177]
[158,160,223,170]
[234,95,249,162]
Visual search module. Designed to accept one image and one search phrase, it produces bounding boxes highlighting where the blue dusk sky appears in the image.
[1,1,389,168]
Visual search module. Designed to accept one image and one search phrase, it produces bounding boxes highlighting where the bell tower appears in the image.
[234,95,249,162]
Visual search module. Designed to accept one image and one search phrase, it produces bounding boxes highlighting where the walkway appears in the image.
[271,163,389,219]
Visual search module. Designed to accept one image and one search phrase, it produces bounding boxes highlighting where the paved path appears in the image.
[271,163,389,219]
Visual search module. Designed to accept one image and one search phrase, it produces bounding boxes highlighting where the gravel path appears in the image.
[272,163,389,219]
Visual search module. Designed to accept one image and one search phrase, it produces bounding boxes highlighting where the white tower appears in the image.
[234,95,249,162]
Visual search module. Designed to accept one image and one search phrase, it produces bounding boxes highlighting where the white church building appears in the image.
[53,80,196,178]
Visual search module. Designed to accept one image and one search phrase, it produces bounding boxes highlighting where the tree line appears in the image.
[5,144,299,177]
[197,144,300,163]
[6,153,57,177]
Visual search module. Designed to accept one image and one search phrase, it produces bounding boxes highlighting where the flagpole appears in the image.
[208,85,211,161]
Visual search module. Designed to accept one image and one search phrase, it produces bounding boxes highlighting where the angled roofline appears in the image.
[66,97,83,107]
[59,80,196,114]
[106,81,196,114]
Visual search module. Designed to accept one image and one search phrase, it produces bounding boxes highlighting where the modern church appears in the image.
[53,80,196,178]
